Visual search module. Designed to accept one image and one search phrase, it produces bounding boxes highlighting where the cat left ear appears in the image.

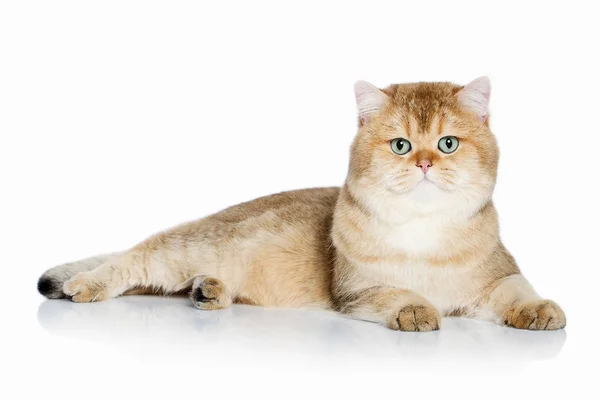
[354,81,388,125]
[457,76,491,122]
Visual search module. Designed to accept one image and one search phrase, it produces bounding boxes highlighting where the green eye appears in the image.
[438,136,459,154]
[390,138,412,155]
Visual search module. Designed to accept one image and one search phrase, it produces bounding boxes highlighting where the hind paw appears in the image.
[63,272,110,303]
[190,276,231,310]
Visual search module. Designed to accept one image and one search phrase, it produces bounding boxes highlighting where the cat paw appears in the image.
[387,304,441,332]
[190,276,231,310]
[63,272,109,303]
[503,300,566,330]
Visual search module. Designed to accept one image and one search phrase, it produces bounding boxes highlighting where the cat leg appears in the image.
[189,275,232,310]
[475,274,566,330]
[338,287,441,332]
[62,250,197,303]
[38,252,120,299]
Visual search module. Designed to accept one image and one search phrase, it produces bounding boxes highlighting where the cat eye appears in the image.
[390,138,412,155]
[438,136,459,154]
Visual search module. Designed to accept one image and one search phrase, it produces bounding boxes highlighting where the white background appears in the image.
[1,1,599,399]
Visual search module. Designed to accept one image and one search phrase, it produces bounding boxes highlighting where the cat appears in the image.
[37,77,566,332]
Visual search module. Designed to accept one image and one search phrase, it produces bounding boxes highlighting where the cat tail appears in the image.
[37,252,121,299]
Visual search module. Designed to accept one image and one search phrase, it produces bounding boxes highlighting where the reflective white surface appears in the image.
[38,296,566,365]
[4,293,585,400]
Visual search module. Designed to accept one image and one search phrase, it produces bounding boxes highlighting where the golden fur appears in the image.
[38,78,566,332]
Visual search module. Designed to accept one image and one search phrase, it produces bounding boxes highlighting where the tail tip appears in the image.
[37,275,65,299]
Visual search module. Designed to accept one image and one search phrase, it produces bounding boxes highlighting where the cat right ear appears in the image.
[354,81,388,125]
[457,76,491,122]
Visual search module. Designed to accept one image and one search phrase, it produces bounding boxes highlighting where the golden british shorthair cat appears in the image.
[38,77,566,332]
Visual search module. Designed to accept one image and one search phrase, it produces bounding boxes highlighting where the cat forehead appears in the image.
[384,82,461,108]
[382,82,463,133]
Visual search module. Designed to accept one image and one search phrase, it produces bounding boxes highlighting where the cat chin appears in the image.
[406,180,447,202]
[402,181,489,217]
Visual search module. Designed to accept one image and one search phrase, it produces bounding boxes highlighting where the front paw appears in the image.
[63,272,109,303]
[387,304,441,332]
[504,300,566,330]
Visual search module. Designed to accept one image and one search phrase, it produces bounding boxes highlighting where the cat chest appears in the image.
[380,219,452,255]
[363,262,479,313]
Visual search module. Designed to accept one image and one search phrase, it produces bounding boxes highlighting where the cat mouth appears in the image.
[418,175,435,185]
[413,176,452,192]
[383,175,446,194]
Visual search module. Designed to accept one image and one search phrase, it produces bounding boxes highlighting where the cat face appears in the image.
[348,78,499,218]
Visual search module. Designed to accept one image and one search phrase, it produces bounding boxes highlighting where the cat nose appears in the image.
[416,159,432,174]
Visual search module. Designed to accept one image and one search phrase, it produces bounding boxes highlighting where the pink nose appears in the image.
[416,159,432,174]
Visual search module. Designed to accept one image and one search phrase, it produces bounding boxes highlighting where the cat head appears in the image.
[347,77,499,220]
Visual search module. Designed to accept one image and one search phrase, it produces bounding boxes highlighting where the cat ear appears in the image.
[354,81,388,124]
[457,76,491,122]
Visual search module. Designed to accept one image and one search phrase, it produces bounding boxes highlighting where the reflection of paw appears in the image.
[387,304,441,332]
[504,300,566,330]
[63,273,109,303]
[190,276,230,310]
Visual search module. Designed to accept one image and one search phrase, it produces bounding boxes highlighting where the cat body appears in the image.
[40,188,339,309]
[38,78,566,331]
